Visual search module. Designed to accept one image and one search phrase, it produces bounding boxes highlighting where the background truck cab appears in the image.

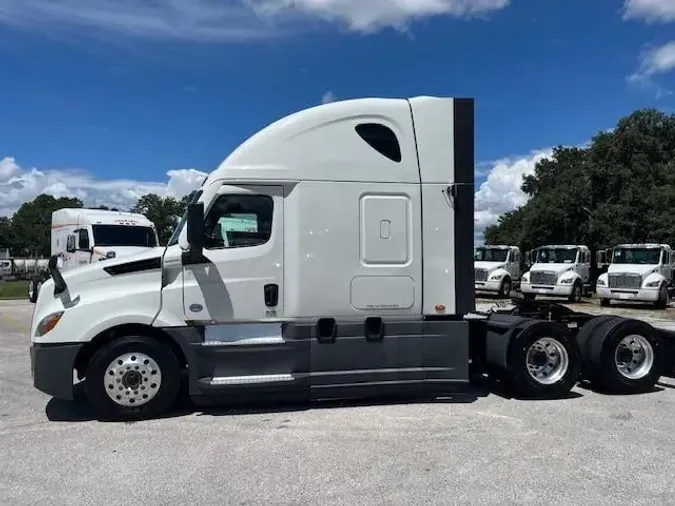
[596,243,674,309]
[474,244,521,297]
[28,208,159,303]
[520,244,591,303]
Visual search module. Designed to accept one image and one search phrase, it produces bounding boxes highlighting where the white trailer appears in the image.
[474,244,521,297]
[28,96,675,421]
[520,244,591,303]
[596,243,674,309]
[28,208,159,302]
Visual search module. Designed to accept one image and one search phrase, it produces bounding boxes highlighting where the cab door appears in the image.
[182,184,284,323]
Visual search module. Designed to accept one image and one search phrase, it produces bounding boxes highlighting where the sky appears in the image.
[1,0,674,244]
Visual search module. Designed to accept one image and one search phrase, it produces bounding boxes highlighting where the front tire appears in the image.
[498,277,512,298]
[28,279,36,303]
[655,284,668,310]
[85,336,181,421]
[568,281,582,304]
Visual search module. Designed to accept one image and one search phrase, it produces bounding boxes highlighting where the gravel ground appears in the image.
[2,299,675,506]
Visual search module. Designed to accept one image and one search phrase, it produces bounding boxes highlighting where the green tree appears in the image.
[130,194,186,245]
[484,108,675,253]
[10,194,84,257]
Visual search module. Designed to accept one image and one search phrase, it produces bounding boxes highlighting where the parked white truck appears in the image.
[596,243,674,309]
[474,245,521,297]
[517,244,591,303]
[28,96,675,421]
[28,208,159,302]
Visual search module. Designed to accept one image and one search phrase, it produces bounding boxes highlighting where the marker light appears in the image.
[36,311,64,337]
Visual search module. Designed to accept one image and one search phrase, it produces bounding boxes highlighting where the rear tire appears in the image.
[85,336,182,421]
[583,318,663,394]
[506,320,581,399]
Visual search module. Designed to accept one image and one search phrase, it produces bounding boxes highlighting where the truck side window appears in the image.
[355,123,402,163]
[77,229,90,250]
[203,194,274,249]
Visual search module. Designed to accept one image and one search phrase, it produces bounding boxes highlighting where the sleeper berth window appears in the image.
[355,123,402,163]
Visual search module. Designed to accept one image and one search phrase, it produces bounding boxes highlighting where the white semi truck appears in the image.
[474,245,521,297]
[28,208,159,302]
[596,243,674,309]
[520,244,591,303]
[28,96,675,421]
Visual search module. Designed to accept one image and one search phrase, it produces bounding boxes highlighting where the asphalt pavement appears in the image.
[2,299,675,506]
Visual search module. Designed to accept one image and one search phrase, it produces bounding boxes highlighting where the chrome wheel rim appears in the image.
[526,337,569,385]
[104,353,162,407]
[614,334,654,380]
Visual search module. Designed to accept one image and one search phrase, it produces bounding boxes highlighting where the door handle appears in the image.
[264,284,278,307]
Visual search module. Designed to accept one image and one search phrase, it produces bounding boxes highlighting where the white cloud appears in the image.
[627,41,675,97]
[321,91,338,104]
[474,149,553,245]
[623,0,675,23]
[0,0,510,41]
[0,156,207,217]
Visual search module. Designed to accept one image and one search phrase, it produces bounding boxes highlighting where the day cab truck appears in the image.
[28,208,159,303]
[596,243,674,309]
[520,244,592,304]
[474,245,522,297]
[29,96,675,421]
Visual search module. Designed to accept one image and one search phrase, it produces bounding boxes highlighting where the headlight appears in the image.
[596,278,606,286]
[106,251,116,259]
[489,272,504,281]
[645,280,660,287]
[559,277,575,284]
[35,311,64,337]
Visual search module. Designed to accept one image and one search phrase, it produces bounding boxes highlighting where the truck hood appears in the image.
[60,246,166,285]
[529,263,576,275]
[92,245,156,260]
[474,261,506,271]
[607,264,660,276]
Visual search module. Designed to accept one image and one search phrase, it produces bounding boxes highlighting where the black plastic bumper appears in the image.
[30,342,84,401]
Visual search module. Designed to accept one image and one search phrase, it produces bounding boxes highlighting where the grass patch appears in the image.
[0,280,26,300]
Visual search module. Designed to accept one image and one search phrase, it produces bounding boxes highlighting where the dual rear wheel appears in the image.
[504,315,663,399]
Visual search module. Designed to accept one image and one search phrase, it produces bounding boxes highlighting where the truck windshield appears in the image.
[92,225,157,247]
[474,248,508,262]
[536,248,578,264]
[612,248,662,265]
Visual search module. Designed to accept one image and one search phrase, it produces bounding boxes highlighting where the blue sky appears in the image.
[1,0,674,241]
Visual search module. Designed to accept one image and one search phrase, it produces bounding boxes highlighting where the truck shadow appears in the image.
[44,377,593,422]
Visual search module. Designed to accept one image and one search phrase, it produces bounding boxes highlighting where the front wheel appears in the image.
[28,279,36,303]
[654,284,668,310]
[85,336,182,421]
[498,277,512,298]
[568,281,582,304]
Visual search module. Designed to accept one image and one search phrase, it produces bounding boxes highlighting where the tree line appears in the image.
[0,192,195,257]
[484,107,675,253]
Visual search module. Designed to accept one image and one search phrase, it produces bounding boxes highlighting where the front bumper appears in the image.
[475,280,504,292]
[596,286,660,302]
[30,342,84,401]
[520,282,574,297]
